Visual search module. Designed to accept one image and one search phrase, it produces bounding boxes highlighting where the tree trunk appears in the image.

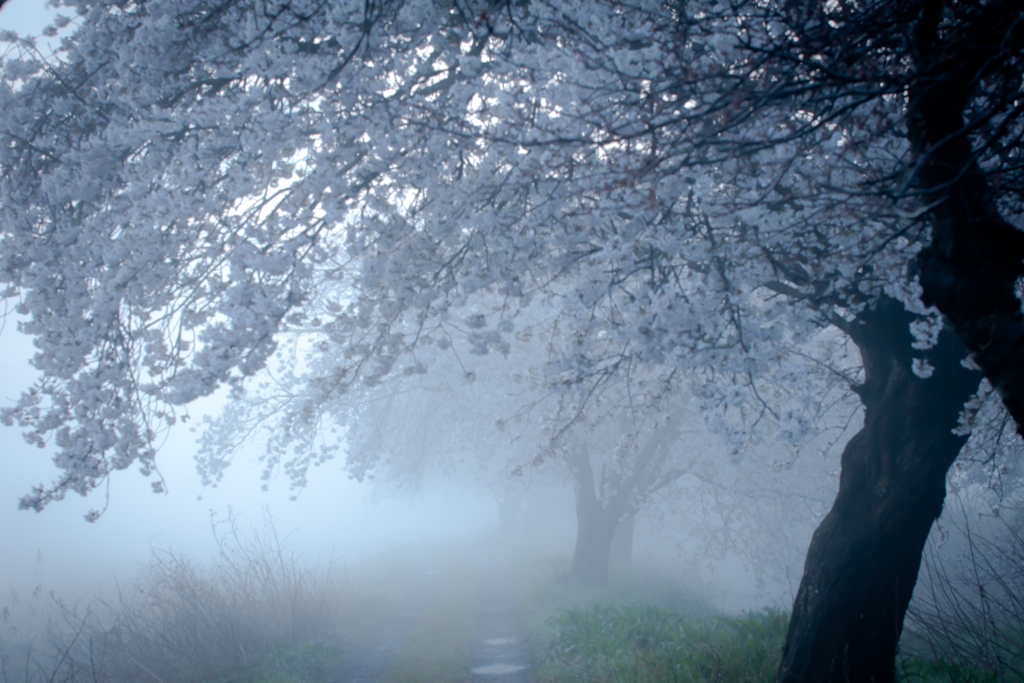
[609,515,635,575]
[779,297,980,683]
[910,0,1024,437]
[568,441,619,585]
[566,418,677,585]
[571,502,616,585]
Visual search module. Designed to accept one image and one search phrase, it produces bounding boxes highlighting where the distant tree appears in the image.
[203,304,725,586]
[557,393,693,585]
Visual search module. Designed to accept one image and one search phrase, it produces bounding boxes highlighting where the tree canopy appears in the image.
[7,0,1009,509]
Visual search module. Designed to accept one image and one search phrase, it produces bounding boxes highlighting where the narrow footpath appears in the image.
[329,569,446,682]
[329,544,536,683]
[465,566,533,683]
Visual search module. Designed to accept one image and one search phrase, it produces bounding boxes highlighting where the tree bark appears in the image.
[571,503,617,585]
[566,418,678,584]
[910,0,1024,436]
[609,515,636,575]
[779,297,980,683]
[568,442,620,585]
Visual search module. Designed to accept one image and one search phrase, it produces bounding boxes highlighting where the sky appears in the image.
[0,0,54,36]
[0,0,500,605]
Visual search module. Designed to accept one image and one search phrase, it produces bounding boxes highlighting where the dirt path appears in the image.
[330,545,536,683]
[464,566,533,683]
[330,569,446,682]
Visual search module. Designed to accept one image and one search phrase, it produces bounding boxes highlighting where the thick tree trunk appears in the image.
[779,297,979,683]
[910,1,1024,436]
[609,515,635,575]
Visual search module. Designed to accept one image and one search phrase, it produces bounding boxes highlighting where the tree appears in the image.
[670,4,1022,678]
[551,375,697,585]
[202,304,720,585]
[777,299,978,682]
[1,1,1020,681]
[707,0,1024,437]
[197,302,558,505]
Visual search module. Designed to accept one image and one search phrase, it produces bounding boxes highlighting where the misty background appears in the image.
[0,0,506,592]
[0,0,788,611]
[0,1,535,615]
[0,7,841,638]
[0,0,504,587]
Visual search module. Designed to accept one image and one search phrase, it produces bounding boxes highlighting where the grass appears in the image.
[532,600,1019,683]
[4,526,1021,683]
[897,657,1009,683]
[197,641,342,683]
[512,555,710,635]
[533,603,787,683]
[1,511,349,683]
[377,579,477,683]
[347,545,484,683]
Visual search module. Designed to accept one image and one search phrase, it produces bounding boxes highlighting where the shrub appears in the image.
[1,511,344,683]
[903,511,1024,683]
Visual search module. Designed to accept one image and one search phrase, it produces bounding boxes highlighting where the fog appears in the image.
[0,301,801,612]
[0,316,507,598]
[0,194,504,606]
[0,7,455,600]
[2,2,1022,681]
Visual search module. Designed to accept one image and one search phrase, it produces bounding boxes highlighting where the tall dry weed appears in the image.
[904,506,1024,681]
[2,510,344,683]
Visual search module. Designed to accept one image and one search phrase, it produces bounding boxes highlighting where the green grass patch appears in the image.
[378,586,477,683]
[513,558,709,633]
[533,600,1018,683]
[898,657,1017,683]
[197,641,343,683]
[376,558,483,683]
[534,602,788,683]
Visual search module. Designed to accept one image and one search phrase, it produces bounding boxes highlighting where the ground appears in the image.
[332,540,537,683]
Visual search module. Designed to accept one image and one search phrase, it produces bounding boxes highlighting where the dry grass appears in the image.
[12,512,1019,683]
[904,510,1024,682]
[1,511,346,683]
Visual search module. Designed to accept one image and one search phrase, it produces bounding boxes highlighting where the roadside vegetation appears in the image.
[3,518,1022,683]
[533,603,787,682]
[901,507,1024,683]
[532,601,1016,683]
[1,513,350,683]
